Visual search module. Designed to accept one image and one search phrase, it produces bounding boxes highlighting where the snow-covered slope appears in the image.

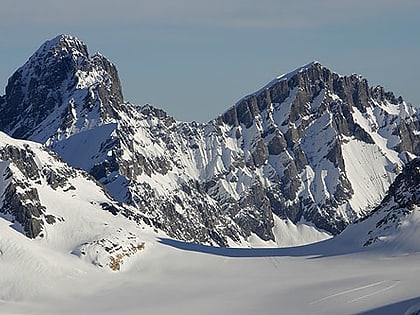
[0,131,147,271]
[1,153,419,313]
[1,34,419,247]
[338,157,420,252]
[2,216,420,315]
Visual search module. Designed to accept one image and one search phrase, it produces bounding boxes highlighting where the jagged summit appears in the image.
[232,61,322,108]
[31,34,89,60]
[276,60,321,80]
[220,60,415,132]
[229,60,407,117]
[0,34,124,143]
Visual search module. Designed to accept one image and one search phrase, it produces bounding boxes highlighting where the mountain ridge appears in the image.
[0,34,419,248]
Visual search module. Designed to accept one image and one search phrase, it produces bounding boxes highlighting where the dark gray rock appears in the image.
[1,181,46,238]
[268,132,287,155]
[252,139,269,167]
[397,119,420,155]
[0,145,40,180]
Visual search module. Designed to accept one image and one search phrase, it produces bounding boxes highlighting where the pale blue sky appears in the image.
[1,0,419,122]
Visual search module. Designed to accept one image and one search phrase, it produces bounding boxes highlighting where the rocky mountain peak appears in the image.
[220,59,418,153]
[213,60,420,236]
[33,34,89,60]
[0,35,124,144]
[225,60,408,126]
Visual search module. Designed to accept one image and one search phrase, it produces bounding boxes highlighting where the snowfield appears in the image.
[1,218,420,315]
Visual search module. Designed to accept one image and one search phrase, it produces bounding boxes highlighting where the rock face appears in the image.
[0,34,123,143]
[1,35,419,246]
[0,132,129,239]
[214,62,420,236]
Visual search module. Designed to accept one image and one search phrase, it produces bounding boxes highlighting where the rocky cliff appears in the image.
[0,35,123,143]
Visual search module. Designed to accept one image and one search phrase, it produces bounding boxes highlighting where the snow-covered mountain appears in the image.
[0,131,147,270]
[1,34,419,247]
[0,35,123,142]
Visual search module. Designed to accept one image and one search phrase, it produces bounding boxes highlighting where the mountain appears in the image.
[1,34,419,247]
[0,35,123,142]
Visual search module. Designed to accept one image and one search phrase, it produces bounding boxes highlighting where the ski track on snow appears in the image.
[310,280,400,305]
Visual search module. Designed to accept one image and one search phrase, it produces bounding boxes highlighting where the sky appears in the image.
[0,0,419,122]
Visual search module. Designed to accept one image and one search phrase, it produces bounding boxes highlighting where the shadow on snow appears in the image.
[158,236,366,259]
[358,297,420,315]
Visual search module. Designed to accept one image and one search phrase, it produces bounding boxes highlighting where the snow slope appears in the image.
[342,157,420,253]
[2,157,419,315]
[1,229,420,315]
[0,131,149,271]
